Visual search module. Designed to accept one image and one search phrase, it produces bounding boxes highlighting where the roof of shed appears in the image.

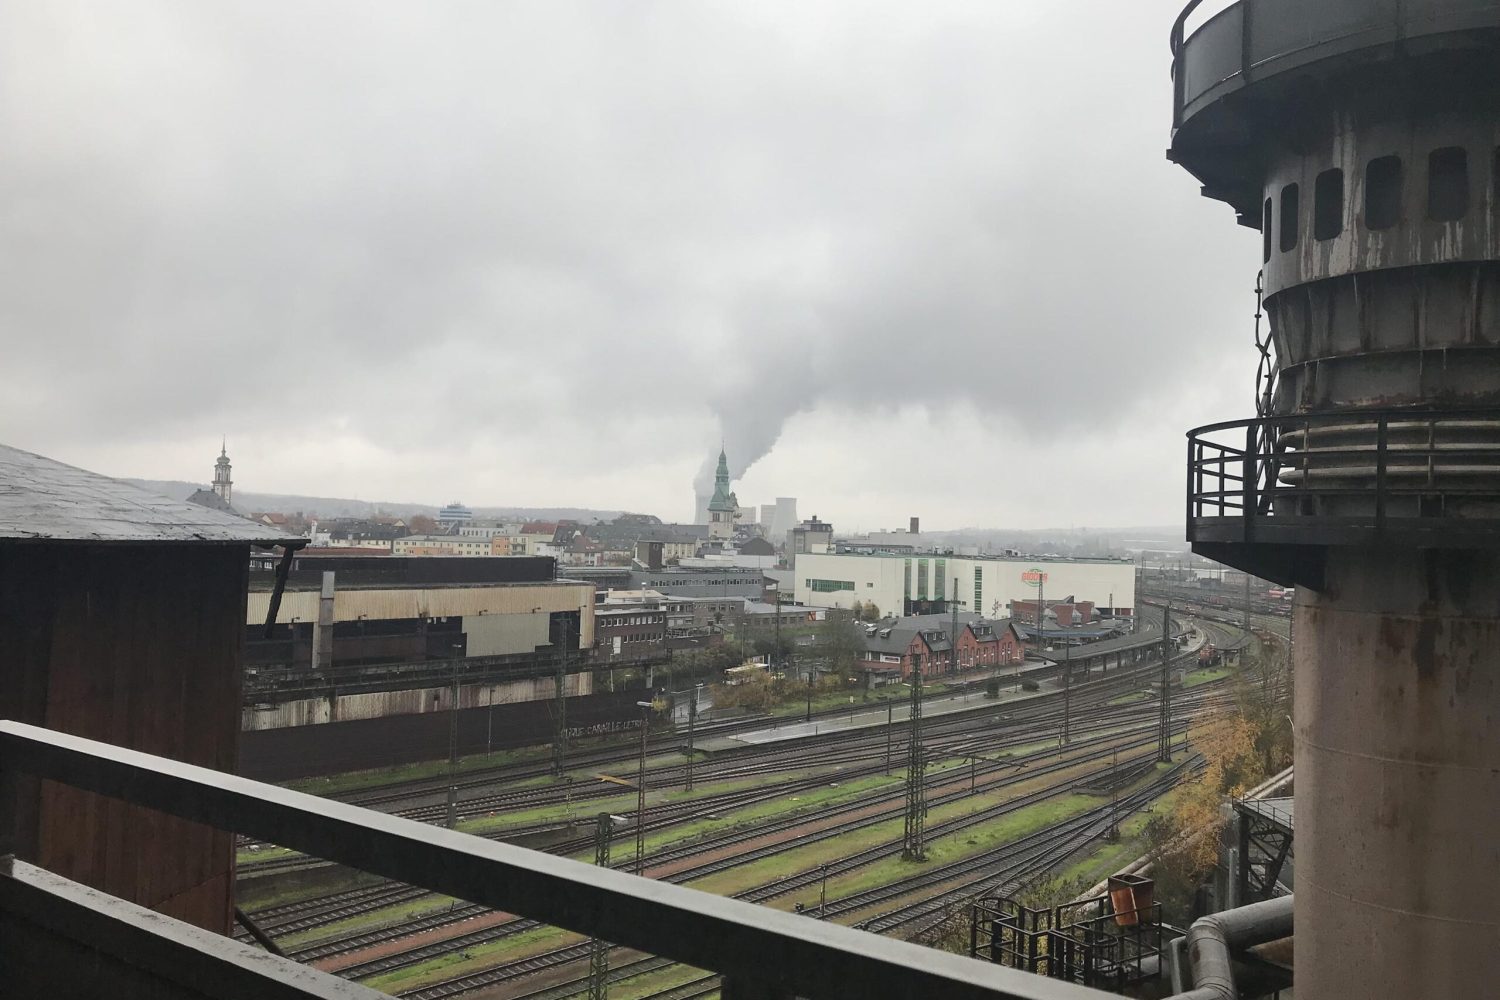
[0,443,304,546]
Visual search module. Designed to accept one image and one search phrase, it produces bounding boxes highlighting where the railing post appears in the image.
[0,757,16,857]
[1301,416,1312,515]
[1375,415,1388,534]
[1185,436,1196,530]
[1244,422,1258,541]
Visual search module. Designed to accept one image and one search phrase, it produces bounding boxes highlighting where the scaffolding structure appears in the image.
[970,881,1164,992]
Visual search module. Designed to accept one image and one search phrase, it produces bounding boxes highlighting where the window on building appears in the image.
[1314,168,1344,240]
[1365,155,1403,230]
[1279,183,1300,252]
[1428,146,1469,221]
[916,560,928,600]
[809,579,855,593]
[904,559,912,598]
[1262,197,1272,262]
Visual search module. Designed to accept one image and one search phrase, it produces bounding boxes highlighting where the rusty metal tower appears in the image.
[1170,2,1500,994]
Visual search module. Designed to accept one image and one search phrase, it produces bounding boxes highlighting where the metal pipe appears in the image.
[1163,895,1293,1000]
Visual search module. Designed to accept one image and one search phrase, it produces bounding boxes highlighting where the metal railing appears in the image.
[1169,0,1500,129]
[1187,408,1500,547]
[0,720,1116,1000]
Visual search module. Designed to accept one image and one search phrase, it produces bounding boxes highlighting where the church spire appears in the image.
[213,440,233,507]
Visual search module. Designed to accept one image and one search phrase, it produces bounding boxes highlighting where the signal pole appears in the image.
[1063,635,1072,746]
[902,652,926,861]
[553,611,572,777]
[588,813,611,1000]
[1107,747,1120,840]
[773,588,783,679]
[445,643,462,829]
[1036,574,1046,651]
[685,684,700,792]
[1244,572,1252,630]
[950,579,960,678]
[1159,603,1173,762]
[635,700,652,874]
[885,702,893,775]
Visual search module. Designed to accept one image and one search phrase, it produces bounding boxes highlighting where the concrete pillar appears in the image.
[1296,548,1500,998]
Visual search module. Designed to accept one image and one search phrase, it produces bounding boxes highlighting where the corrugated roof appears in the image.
[0,443,304,546]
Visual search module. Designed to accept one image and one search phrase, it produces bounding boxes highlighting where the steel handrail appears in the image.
[0,721,1114,1000]
[1186,409,1500,538]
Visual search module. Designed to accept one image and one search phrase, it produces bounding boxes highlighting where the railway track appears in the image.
[264,615,1175,824]
[379,734,1211,998]
[295,717,1191,970]
[245,651,1226,954]
[251,676,1221,947]
[415,759,1203,1000]
[241,645,1196,893]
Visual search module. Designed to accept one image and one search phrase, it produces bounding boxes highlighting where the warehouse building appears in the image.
[793,551,1135,619]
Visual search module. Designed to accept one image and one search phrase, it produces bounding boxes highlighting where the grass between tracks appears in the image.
[1183,666,1231,688]
[683,745,1132,901]
[282,730,679,798]
[612,964,716,999]
[453,761,853,836]
[352,750,1119,992]
[1038,778,1195,890]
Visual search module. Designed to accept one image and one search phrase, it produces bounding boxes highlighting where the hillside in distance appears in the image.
[124,479,626,524]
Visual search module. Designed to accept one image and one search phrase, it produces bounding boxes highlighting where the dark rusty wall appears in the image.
[239,685,649,780]
[0,542,245,934]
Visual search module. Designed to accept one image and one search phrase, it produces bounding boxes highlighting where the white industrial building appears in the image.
[792,551,1136,618]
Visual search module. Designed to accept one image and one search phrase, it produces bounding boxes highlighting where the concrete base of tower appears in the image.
[1295,548,1500,998]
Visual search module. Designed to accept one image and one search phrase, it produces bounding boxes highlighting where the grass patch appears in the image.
[456,767,833,837]
[821,792,1101,902]
[612,963,715,1000]
[238,844,297,865]
[1183,667,1231,688]
[632,763,965,858]
[1107,691,1149,706]
[685,754,1102,900]
[285,729,667,798]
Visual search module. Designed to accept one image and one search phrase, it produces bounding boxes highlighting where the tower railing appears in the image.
[1187,408,1500,549]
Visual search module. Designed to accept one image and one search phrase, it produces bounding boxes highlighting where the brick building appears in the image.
[592,605,667,664]
[860,616,1024,679]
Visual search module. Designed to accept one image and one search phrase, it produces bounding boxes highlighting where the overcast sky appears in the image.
[1,1,1255,530]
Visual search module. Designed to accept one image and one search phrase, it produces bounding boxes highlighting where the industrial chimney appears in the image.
[1170,3,1500,995]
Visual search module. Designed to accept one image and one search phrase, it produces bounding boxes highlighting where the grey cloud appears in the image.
[0,1,1251,522]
